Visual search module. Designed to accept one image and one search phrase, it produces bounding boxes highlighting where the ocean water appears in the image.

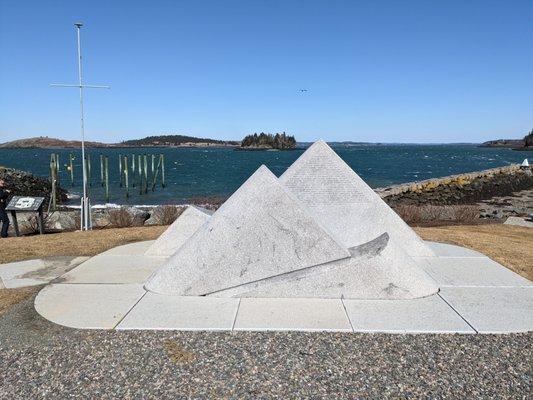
[0,144,528,205]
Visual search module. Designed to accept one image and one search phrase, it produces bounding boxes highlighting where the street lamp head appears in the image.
[74,22,83,28]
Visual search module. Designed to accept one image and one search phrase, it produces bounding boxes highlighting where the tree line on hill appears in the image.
[481,128,533,150]
[121,135,238,146]
[0,135,238,148]
[240,132,296,149]
[524,129,533,147]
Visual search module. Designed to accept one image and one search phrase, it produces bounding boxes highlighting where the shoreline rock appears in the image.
[477,188,532,219]
[377,164,533,207]
[0,166,67,206]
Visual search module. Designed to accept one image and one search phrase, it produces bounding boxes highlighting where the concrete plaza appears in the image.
[19,240,532,334]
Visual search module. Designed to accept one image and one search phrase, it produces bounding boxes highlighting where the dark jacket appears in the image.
[0,188,9,209]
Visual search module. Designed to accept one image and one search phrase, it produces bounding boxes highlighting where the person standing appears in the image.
[0,179,11,238]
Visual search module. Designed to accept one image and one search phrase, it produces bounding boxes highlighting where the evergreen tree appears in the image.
[524,129,533,147]
[240,132,296,149]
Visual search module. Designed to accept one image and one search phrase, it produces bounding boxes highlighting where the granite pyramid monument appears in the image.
[145,165,351,296]
[146,160,438,299]
[279,140,434,257]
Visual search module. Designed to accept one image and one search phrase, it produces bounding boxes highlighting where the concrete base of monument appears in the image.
[33,241,533,334]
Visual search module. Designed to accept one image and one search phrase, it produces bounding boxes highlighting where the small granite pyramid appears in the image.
[279,140,434,257]
[144,206,211,257]
[145,165,351,296]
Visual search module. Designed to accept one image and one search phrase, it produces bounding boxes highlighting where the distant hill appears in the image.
[121,134,238,147]
[480,129,533,151]
[479,139,525,148]
[0,136,111,149]
[0,135,239,149]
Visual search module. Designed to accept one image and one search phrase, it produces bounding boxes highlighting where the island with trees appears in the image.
[237,132,297,151]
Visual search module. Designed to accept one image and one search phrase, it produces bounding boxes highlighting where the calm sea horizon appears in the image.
[0,143,529,205]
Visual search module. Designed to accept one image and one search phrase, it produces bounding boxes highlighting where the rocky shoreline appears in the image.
[378,164,533,206]
[377,164,533,221]
[0,167,68,206]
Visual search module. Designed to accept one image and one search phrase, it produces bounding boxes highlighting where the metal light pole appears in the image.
[51,23,110,231]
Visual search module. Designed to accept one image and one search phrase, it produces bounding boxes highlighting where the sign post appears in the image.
[6,196,45,236]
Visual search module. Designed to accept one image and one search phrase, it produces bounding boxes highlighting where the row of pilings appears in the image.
[49,153,166,208]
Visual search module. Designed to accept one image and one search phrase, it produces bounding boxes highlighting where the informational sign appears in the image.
[6,196,45,212]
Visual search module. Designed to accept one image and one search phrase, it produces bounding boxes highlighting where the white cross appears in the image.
[50,23,110,231]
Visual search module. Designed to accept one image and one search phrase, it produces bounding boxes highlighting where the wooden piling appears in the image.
[69,153,74,186]
[161,154,166,188]
[54,154,60,187]
[86,155,92,187]
[104,156,109,203]
[119,154,123,187]
[151,154,155,187]
[143,154,148,194]
[131,155,136,187]
[49,154,57,210]
[57,154,60,184]
[100,154,104,186]
[151,155,162,191]
[124,155,129,198]
[138,154,143,195]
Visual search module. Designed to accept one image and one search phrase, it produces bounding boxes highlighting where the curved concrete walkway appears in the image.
[0,256,90,289]
[33,241,532,334]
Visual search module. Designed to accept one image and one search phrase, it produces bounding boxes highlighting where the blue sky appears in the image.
[0,0,532,143]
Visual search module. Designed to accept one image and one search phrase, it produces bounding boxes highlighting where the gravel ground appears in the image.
[0,294,531,399]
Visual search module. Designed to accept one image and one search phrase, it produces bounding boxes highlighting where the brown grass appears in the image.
[415,224,533,281]
[0,226,167,264]
[0,287,39,316]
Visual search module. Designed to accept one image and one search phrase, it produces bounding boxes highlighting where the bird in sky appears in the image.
[299,89,308,92]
